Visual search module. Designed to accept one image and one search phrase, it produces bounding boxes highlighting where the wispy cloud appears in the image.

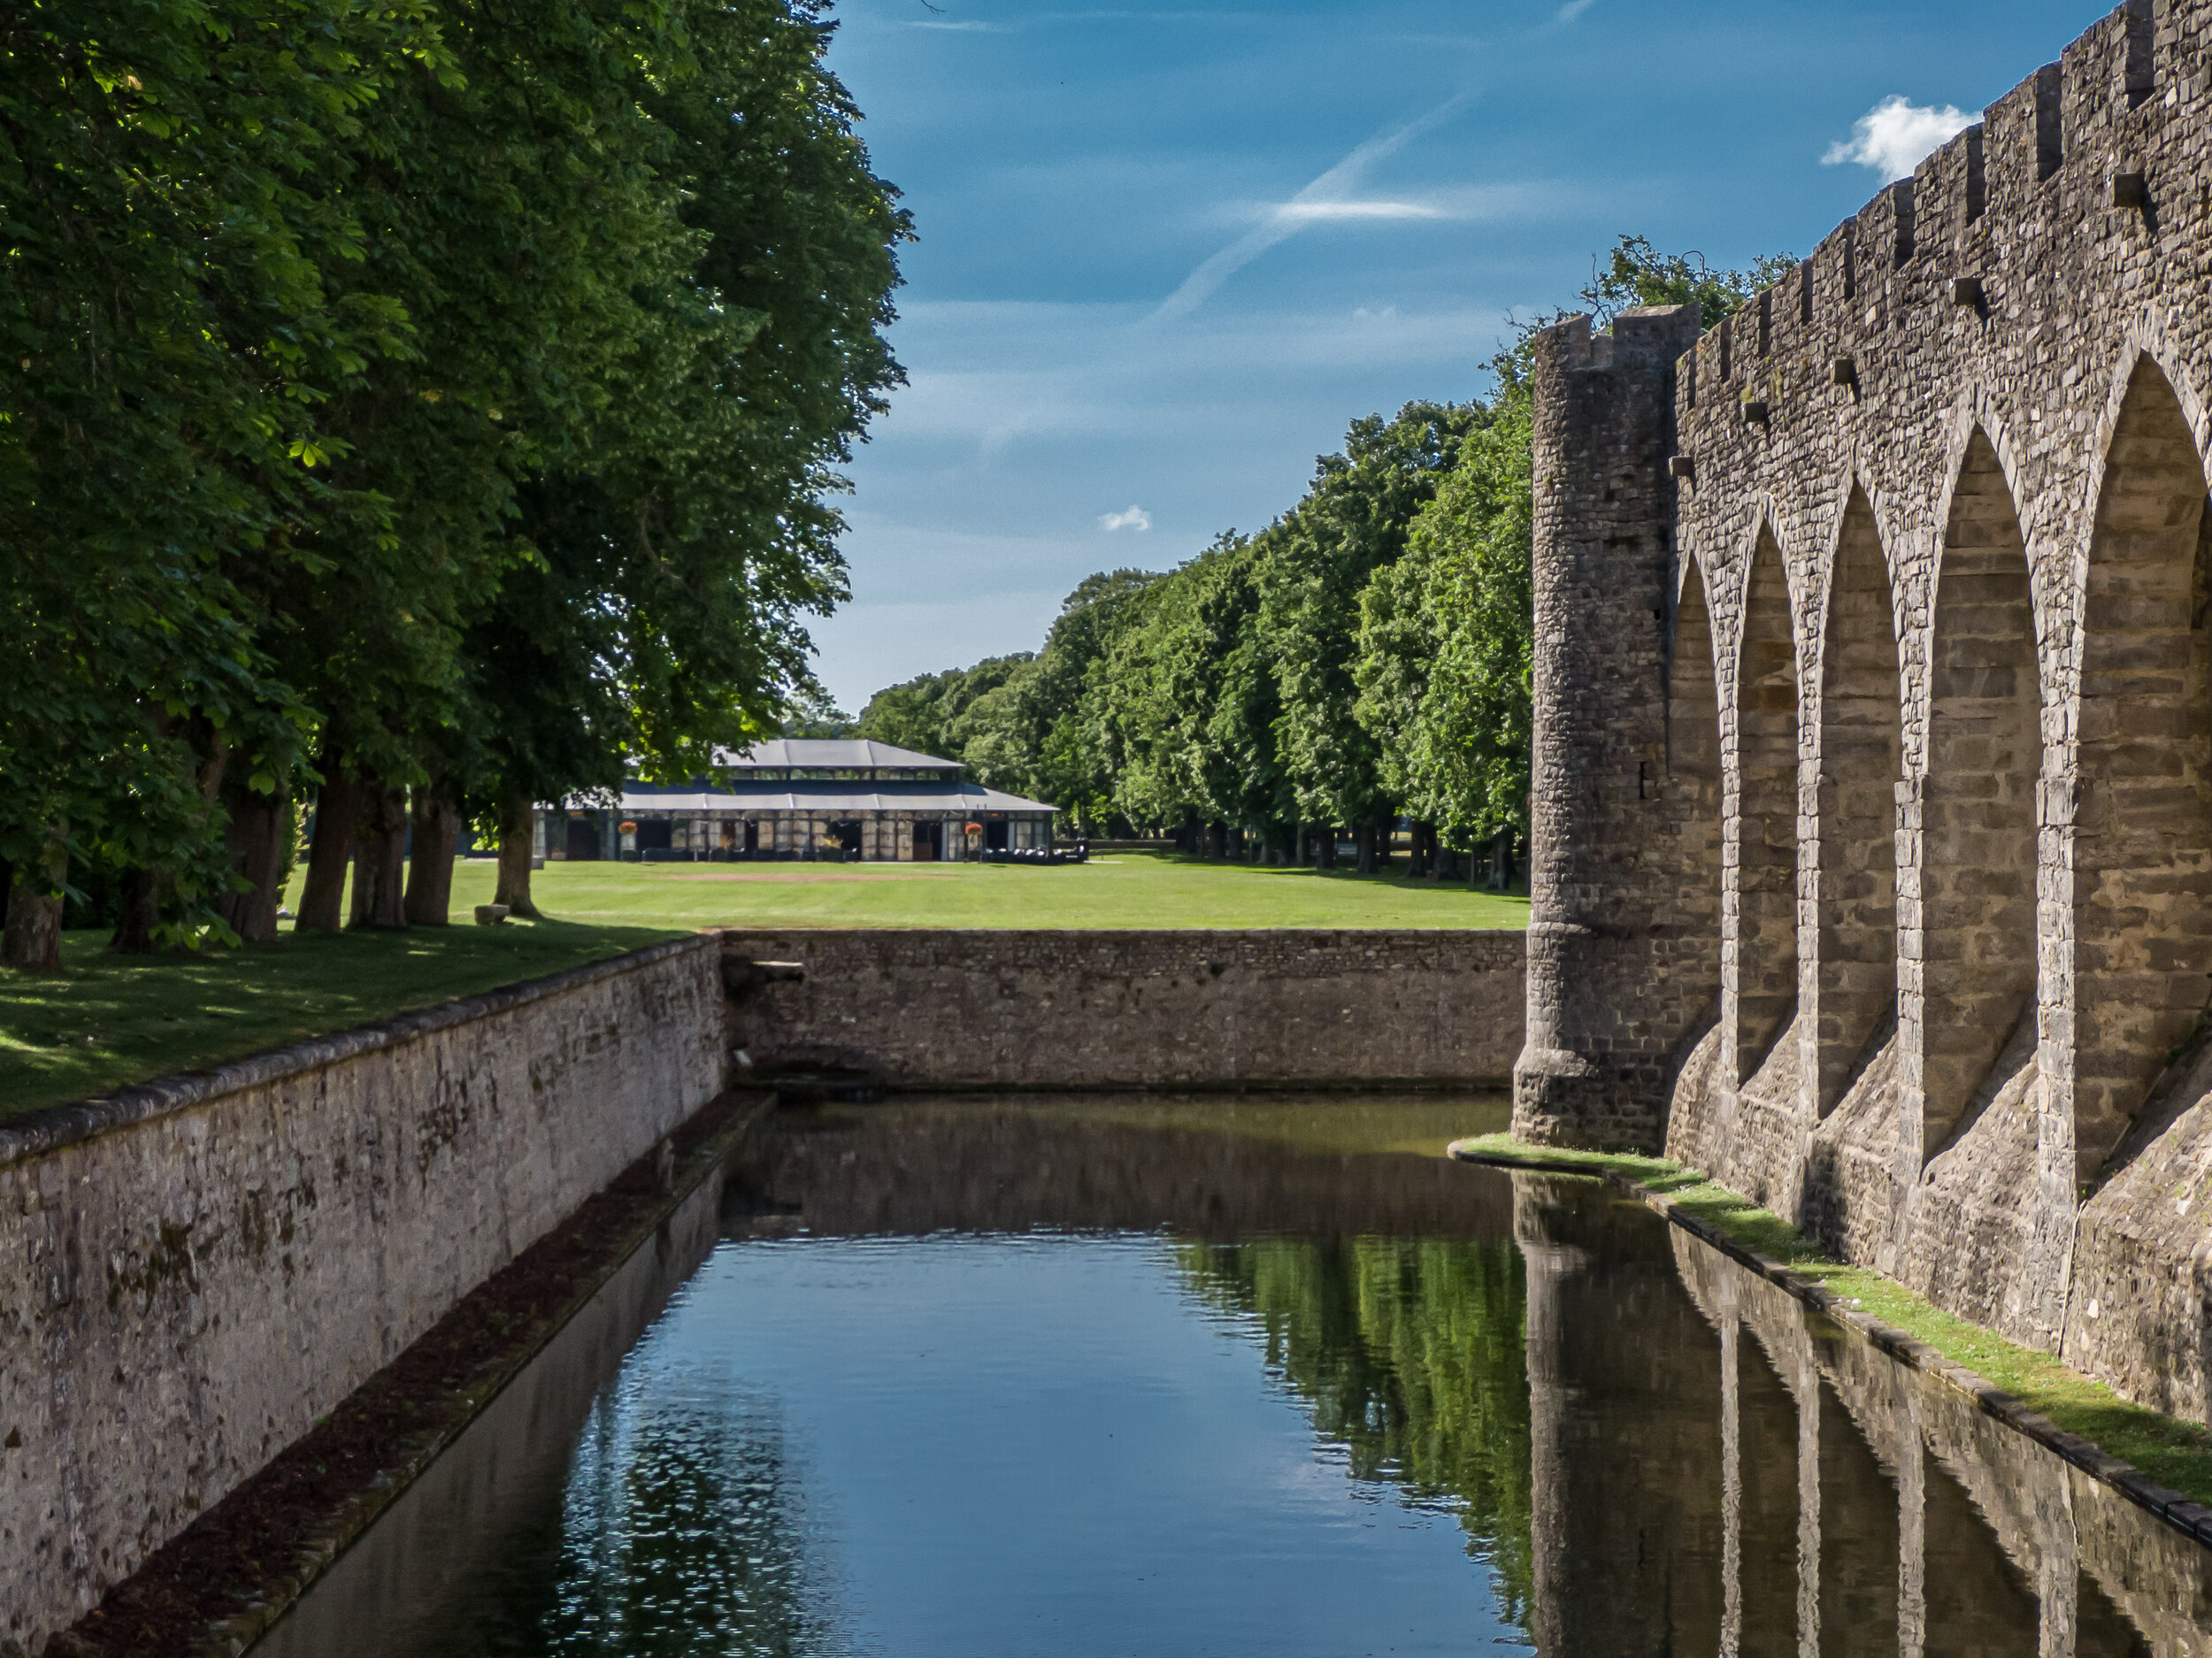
[1822,95,1975,182]
[905,17,1001,28]
[1555,0,1594,20]
[1149,91,1478,323]
[1274,200,1443,222]
[1099,504,1153,532]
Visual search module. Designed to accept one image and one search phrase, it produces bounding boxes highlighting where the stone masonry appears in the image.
[0,940,727,1656]
[1514,0,2212,1417]
[724,928,1526,1092]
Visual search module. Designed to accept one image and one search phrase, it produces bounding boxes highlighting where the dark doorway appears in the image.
[634,818,672,853]
[913,822,941,862]
[744,820,761,855]
[565,816,601,861]
[985,819,1009,851]
[832,820,864,861]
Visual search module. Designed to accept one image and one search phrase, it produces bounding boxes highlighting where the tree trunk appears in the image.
[1355,821,1377,875]
[4,879,63,971]
[350,780,409,929]
[1207,821,1226,860]
[1434,842,1460,884]
[297,769,365,934]
[109,869,162,953]
[495,791,541,917]
[1486,827,1517,891]
[210,772,287,943]
[403,783,461,925]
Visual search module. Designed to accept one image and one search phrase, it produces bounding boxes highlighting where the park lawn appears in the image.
[0,852,1525,1122]
[0,917,677,1123]
[408,848,1532,932]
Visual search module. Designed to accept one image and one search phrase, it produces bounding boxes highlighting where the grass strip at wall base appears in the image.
[1450,1132,2212,1536]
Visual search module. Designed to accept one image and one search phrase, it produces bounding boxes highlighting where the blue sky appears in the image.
[806,0,2101,713]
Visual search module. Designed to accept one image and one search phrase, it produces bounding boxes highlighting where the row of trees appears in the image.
[859,239,1792,881]
[2,0,906,964]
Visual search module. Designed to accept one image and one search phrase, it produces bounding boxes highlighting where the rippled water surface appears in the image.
[257,1096,2208,1656]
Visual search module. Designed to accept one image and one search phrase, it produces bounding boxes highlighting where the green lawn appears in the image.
[420,850,1530,932]
[0,853,1525,1120]
[0,918,679,1122]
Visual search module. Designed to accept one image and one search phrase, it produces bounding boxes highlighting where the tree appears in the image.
[464,0,908,920]
[284,0,695,933]
[780,689,859,741]
[857,656,1031,764]
[1260,402,1479,871]
[1,0,440,961]
[1578,234,1798,328]
[1356,390,1532,875]
[363,0,906,925]
[955,570,1164,819]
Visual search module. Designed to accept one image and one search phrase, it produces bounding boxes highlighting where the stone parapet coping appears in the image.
[0,933,718,1172]
[1450,1136,2212,1549]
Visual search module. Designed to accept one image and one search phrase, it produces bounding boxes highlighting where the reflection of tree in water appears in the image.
[1179,1238,1536,1629]
[528,1378,845,1657]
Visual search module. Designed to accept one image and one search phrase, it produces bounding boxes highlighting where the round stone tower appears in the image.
[1511,303,1717,1151]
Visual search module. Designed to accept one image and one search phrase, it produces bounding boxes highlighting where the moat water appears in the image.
[256,1096,2206,1656]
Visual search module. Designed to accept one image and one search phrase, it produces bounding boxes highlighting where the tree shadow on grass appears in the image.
[0,917,682,1121]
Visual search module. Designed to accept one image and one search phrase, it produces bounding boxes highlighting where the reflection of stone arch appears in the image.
[1732,519,1800,1085]
[2068,353,2212,1179]
[1915,425,2041,1169]
[1812,483,1901,1116]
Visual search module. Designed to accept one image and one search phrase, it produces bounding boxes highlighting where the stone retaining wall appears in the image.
[721,928,1525,1090]
[0,938,727,1657]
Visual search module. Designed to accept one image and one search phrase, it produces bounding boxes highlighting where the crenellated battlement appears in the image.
[1518,0,2212,1430]
[1684,0,2202,410]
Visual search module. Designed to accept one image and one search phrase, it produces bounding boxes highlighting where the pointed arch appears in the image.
[1663,554,1725,954]
[1734,525,1800,1082]
[2070,355,2212,1177]
[1919,427,2040,1162]
[1813,487,1901,1114]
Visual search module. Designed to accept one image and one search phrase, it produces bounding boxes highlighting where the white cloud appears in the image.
[1150,90,1478,322]
[906,18,1000,28]
[1555,0,1594,20]
[1274,200,1444,222]
[1822,96,1976,183]
[1100,504,1153,532]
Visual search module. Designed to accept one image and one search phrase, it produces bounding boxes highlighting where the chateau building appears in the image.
[543,739,1057,862]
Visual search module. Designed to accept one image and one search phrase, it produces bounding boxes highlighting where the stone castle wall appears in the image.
[723,928,1526,1091]
[0,940,728,1657]
[1517,0,2212,1416]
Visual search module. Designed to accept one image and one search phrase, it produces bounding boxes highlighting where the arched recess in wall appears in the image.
[1921,429,2039,1159]
[1814,489,1901,1114]
[1734,526,1800,1082]
[2072,356,2212,1178]
[1665,556,1724,958]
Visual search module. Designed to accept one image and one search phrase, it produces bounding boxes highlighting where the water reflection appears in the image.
[541,1384,844,1654]
[1178,1238,1535,1623]
[257,1097,2209,1656]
